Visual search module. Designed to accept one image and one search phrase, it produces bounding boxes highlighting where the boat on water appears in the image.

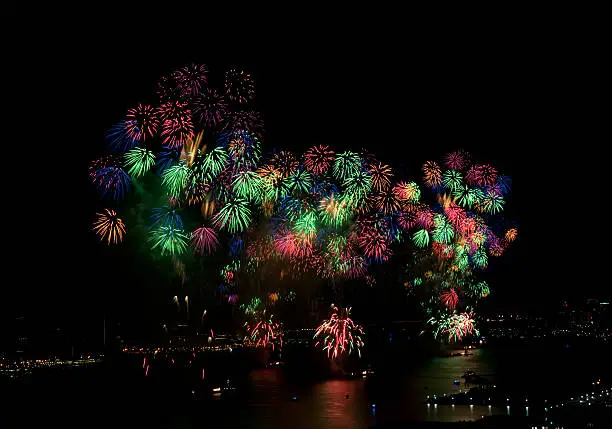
[461,369,491,385]
[462,369,476,378]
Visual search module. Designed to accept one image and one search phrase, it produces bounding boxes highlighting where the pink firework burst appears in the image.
[397,205,419,230]
[275,231,313,259]
[125,104,159,142]
[222,111,264,137]
[478,164,498,186]
[245,311,282,350]
[289,253,317,275]
[161,117,194,149]
[314,305,365,359]
[190,226,219,255]
[157,101,187,122]
[392,181,420,202]
[158,102,193,149]
[444,202,466,229]
[343,255,368,279]
[157,102,194,148]
[451,312,477,341]
[444,150,471,170]
[458,216,477,236]
[156,73,183,103]
[193,88,228,128]
[466,164,498,187]
[172,63,208,99]
[225,69,255,104]
[358,227,391,262]
[416,206,435,229]
[304,145,335,175]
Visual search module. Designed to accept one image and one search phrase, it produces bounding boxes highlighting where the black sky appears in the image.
[5,19,608,335]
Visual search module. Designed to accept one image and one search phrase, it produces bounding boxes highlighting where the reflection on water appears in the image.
[239,343,611,426]
[5,342,608,428]
[247,370,374,429]
[242,349,505,426]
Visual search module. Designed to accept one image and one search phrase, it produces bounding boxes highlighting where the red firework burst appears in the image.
[441,288,459,309]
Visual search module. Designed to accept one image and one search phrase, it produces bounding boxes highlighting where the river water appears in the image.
[2,339,610,428]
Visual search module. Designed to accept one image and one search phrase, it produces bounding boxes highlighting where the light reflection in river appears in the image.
[243,349,507,426]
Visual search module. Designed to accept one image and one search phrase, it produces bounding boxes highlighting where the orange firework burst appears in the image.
[93,209,126,244]
[423,161,442,188]
[368,161,393,192]
[505,228,518,242]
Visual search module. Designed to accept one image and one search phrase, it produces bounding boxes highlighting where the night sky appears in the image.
[5,25,607,340]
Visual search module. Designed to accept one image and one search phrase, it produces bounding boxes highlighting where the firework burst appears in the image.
[149,226,189,256]
[423,161,442,188]
[190,226,219,255]
[91,165,131,200]
[105,121,136,152]
[244,310,282,350]
[125,104,159,142]
[368,162,393,192]
[314,305,365,359]
[124,148,155,178]
[173,63,208,99]
[193,88,228,128]
[304,145,335,175]
[444,150,470,170]
[428,311,478,342]
[333,151,362,182]
[440,288,459,310]
[270,151,299,178]
[225,69,255,104]
[213,198,252,233]
[92,209,126,244]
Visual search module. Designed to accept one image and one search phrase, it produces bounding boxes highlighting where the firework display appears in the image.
[314,305,365,359]
[91,64,517,354]
[241,296,283,350]
[427,311,478,342]
[406,152,516,342]
[244,310,283,350]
